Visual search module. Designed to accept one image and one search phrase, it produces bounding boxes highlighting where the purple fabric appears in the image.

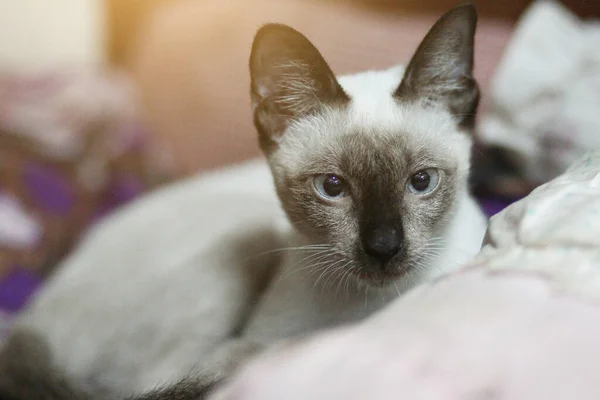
[24,163,76,215]
[95,175,146,220]
[0,266,42,313]
[479,197,518,217]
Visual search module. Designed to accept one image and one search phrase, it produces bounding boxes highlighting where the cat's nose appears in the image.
[362,227,403,264]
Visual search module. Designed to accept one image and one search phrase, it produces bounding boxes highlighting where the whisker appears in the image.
[313,263,338,290]
[334,261,354,299]
[293,249,336,267]
[321,259,349,292]
[343,266,357,298]
[254,244,332,255]
[278,256,333,280]
[314,258,347,290]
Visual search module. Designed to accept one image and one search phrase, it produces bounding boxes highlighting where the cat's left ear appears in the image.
[395,5,479,129]
[249,24,349,151]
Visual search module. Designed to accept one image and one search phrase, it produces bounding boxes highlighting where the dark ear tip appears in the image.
[447,4,478,24]
[252,23,304,47]
[250,23,310,65]
[251,23,295,71]
[432,4,477,39]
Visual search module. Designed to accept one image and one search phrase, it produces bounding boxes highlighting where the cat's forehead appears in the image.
[280,102,469,176]
[337,65,406,107]
[276,66,472,176]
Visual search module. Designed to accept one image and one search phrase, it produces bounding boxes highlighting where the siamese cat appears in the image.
[0,5,487,400]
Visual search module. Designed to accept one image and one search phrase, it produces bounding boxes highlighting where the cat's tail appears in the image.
[0,330,219,400]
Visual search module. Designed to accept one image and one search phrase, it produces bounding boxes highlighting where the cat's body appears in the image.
[4,5,487,400]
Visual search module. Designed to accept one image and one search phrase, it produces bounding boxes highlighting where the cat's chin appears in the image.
[354,267,409,288]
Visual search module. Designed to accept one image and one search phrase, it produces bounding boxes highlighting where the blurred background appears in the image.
[0,0,599,318]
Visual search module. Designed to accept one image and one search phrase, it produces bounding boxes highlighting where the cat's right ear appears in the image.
[394,5,479,130]
[249,24,349,151]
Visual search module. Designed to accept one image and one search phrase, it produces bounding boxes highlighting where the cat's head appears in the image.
[249,5,479,286]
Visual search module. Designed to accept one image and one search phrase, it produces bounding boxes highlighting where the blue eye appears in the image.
[407,168,440,195]
[313,174,347,200]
